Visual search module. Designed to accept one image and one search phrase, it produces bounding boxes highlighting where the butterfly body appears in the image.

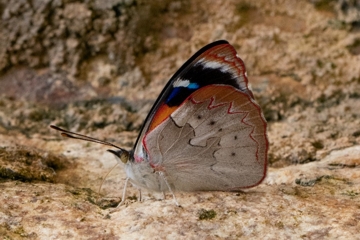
[124,159,169,192]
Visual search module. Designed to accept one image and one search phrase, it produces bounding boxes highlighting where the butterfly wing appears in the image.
[134,40,268,191]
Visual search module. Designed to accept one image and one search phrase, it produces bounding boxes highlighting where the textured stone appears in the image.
[0,0,359,239]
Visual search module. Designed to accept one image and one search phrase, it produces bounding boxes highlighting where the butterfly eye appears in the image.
[108,149,130,164]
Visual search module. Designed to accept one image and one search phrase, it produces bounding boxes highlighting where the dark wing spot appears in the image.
[231,152,236,156]
[218,128,223,132]
[234,135,238,140]
[209,120,216,125]
[197,115,202,119]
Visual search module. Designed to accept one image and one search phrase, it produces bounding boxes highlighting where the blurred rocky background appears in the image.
[0,0,359,238]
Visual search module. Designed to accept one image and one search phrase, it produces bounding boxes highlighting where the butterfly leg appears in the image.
[110,177,129,213]
[138,189,142,202]
[158,172,180,207]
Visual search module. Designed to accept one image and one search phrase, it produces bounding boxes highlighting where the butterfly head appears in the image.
[107,149,133,164]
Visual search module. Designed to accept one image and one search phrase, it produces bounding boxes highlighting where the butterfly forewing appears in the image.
[133,41,254,155]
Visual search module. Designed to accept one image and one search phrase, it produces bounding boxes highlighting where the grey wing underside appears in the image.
[144,90,267,192]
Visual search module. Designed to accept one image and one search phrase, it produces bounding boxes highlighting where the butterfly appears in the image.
[51,40,268,207]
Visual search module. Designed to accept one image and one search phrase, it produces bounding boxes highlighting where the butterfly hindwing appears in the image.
[143,85,267,191]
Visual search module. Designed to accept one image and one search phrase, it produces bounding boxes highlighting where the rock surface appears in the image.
[0,0,359,239]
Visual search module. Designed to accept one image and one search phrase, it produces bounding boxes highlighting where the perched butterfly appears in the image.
[51,40,268,207]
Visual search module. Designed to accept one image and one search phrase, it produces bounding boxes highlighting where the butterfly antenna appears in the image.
[50,125,123,150]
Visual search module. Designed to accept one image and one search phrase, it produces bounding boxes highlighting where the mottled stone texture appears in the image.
[0,0,359,239]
